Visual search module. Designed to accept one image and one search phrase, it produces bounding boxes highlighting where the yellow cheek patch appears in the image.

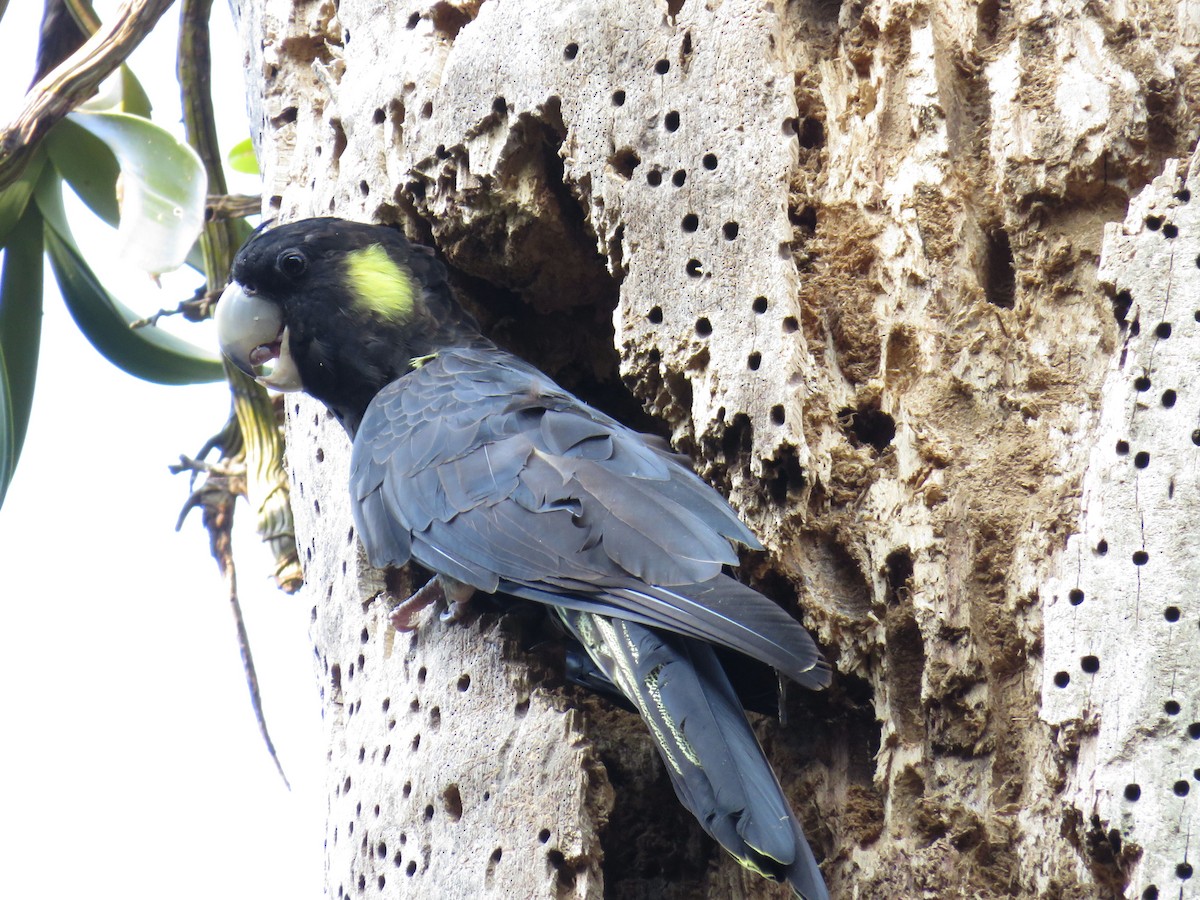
[345,244,414,319]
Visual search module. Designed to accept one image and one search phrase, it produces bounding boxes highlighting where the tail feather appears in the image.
[558,609,829,900]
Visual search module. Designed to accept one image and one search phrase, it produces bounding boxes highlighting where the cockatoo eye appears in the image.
[277,249,308,278]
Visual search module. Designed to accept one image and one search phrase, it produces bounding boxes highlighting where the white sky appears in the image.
[0,4,325,897]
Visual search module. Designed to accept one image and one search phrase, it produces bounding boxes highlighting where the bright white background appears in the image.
[0,4,326,897]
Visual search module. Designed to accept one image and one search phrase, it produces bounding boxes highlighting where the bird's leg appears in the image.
[389,577,445,632]
[439,576,477,624]
[388,575,477,632]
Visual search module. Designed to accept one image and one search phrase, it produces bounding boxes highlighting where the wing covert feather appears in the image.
[348,347,825,682]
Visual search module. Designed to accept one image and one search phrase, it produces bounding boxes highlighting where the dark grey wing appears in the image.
[558,609,829,900]
[350,346,826,686]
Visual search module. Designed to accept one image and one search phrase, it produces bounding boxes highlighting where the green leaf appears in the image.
[227,137,260,175]
[79,63,153,118]
[67,110,207,274]
[0,152,45,248]
[44,226,224,385]
[33,157,88,247]
[45,118,121,227]
[0,203,44,505]
[118,65,153,118]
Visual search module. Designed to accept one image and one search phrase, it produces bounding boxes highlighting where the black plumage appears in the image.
[215,218,832,899]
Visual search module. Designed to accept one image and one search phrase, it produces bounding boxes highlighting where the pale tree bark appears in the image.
[228,0,1200,896]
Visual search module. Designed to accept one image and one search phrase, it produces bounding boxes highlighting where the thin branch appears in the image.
[0,0,176,190]
[175,465,291,790]
[207,193,261,221]
[129,286,213,329]
[169,452,241,481]
[179,0,236,285]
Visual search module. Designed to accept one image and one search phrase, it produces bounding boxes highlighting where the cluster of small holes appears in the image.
[1046,197,1200,898]
[330,635,493,891]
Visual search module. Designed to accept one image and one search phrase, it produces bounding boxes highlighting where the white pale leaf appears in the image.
[67,111,206,274]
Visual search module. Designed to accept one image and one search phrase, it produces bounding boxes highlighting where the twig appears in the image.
[130,287,213,329]
[207,193,261,221]
[170,453,241,480]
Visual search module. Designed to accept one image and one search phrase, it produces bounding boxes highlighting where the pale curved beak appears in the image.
[214,282,303,391]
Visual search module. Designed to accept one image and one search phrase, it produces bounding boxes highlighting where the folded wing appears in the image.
[350,346,828,688]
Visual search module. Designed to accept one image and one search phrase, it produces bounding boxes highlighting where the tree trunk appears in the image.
[229,0,1200,896]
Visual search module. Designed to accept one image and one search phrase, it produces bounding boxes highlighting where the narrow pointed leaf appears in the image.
[61,0,101,32]
[44,227,223,385]
[67,110,207,273]
[80,62,155,117]
[0,152,45,248]
[0,203,44,505]
[118,64,152,117]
